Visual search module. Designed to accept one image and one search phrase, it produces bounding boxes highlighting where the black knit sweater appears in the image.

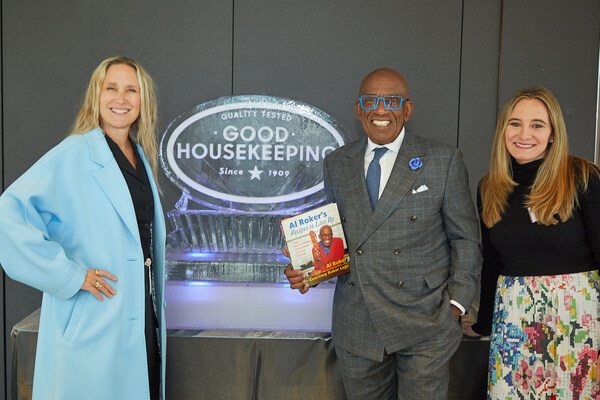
[472,158,600,336]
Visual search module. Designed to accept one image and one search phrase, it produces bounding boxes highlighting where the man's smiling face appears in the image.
[319,225,333,248]
[355,69,413,145]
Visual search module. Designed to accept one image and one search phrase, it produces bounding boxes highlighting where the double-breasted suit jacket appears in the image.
[0,129,166,399]
[323,133,481,361]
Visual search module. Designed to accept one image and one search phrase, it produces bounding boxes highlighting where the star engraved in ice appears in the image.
[248,165,264,180]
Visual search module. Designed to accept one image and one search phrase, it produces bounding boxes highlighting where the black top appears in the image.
[472,158,600,335]
[104,134,154,259]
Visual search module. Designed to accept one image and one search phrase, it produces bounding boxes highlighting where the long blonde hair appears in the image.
[71,56,159,181]
[480,87,596,227]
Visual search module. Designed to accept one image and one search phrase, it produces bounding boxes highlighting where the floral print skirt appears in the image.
[488,270,600,400]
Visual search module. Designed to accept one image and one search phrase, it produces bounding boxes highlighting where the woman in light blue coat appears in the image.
[0,56,166,399]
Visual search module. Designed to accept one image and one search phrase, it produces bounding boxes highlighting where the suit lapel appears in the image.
[343,140,373,218]
[87,129,141,245]
[356,135,428,247]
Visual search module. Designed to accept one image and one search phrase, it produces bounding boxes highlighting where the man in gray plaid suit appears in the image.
[285,68,481,399]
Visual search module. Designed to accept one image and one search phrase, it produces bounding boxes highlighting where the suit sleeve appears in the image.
[471,188,502,336]
[441,148,482,312]
[0,157,87,300]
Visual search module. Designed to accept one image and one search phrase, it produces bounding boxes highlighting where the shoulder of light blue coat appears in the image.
[2,128,106,194]
[0,129,108,299]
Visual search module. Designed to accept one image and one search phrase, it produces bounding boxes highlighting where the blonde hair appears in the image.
[71,56,159,182]
[480,87,597,227]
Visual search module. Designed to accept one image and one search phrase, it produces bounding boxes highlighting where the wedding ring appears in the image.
[95,269,100,276]
[95,281,102,289]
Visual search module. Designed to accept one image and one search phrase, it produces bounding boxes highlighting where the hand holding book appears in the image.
[282,248,310,294]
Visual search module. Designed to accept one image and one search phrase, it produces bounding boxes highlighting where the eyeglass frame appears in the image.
[358,95,408,110]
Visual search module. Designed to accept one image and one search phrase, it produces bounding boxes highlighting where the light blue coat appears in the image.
[0,128,166,400]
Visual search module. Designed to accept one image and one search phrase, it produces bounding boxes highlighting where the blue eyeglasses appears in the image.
[358,95,407,110]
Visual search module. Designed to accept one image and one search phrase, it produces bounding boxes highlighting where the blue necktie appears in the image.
[366,147,388,209]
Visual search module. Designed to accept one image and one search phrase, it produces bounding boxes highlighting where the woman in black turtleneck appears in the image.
[463,87,600,399]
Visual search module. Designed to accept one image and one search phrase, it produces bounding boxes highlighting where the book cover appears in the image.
[280,203,349,286]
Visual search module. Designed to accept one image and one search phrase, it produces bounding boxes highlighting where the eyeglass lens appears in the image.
[359,96,405,110]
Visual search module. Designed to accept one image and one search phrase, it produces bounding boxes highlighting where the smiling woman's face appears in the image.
[99,63,141,138]
[504,98,552,164]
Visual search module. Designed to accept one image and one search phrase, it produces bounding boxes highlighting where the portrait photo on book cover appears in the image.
[309,224,346,276]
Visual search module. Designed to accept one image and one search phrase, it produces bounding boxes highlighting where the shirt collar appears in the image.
[104,133,142,179]
[366,127,405,155]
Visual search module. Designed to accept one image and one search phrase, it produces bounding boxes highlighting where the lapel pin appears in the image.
[409,157,422,170]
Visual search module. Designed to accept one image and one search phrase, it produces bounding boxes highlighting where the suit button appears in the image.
[356,249,363,255]
[397,281,403,287]
[394,249,401,255]
[410,216,417,221]
[342,216,346,222]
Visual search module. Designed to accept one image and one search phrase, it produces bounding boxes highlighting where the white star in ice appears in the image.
[248,165,264,180]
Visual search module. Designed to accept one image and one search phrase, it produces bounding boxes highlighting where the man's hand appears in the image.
[282,248,309,294]
[451,304,461,320]
[284,265,310,294]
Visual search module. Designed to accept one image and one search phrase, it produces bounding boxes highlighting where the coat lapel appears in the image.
[138,147,165,257]
[86,129,141,245]
[138,145,166,322]
[356,134,428,247]
[138,148,165,264]
[343,140,373,219]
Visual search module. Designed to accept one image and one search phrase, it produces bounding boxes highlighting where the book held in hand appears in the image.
[280,203,349,286]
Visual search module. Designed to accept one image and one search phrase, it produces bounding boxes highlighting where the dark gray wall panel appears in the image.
[458,1,501,193]
[2,0,234,182]
[2,1,233,398]
[233,0,464,148]
[1,4,6,398]
[499,0,600,162]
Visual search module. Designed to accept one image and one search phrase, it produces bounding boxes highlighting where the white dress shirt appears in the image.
[364,127,405,199]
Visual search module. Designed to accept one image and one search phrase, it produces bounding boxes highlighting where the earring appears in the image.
[549,138,554,143]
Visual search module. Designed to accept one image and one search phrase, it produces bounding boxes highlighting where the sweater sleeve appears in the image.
[580,164,600,266]
[471,189,502,336]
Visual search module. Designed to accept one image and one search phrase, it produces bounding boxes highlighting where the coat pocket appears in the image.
[423,268,449,290]
[62,291,89,341]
